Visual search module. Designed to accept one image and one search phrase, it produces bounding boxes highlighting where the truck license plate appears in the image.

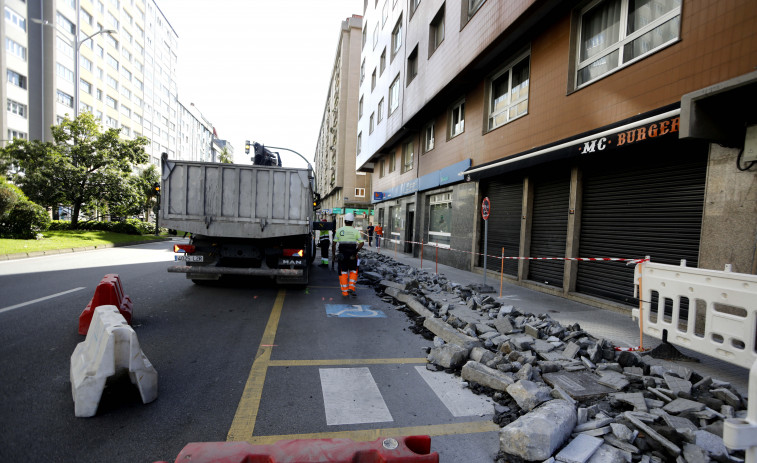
[175,255,204,262]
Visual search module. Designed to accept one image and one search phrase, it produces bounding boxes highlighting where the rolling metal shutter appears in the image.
[527,172,571,287]
[576,141,707,305]
[480,179,523,276]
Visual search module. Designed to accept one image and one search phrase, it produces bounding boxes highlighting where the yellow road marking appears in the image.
[268,358,427,367]
[245,421,501,445]
[227,289,286,442]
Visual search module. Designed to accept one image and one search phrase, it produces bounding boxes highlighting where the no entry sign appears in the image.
[482,197,490,220]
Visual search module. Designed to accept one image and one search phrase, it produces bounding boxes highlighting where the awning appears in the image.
[462,104,681,182]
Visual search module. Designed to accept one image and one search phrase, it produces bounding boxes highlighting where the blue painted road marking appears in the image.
[326,304,386,318]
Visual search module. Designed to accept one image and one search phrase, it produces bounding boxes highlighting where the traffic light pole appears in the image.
[154,182,160,236]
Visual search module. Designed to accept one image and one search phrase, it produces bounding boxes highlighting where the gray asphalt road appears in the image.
[0,240,500,462]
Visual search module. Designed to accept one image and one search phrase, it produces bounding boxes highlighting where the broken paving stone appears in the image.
[682,444,709,463]
[711,388,742,408]
[623,366,644,378]
[499,400,576,461]
[461,360,515,391]
[555,434,604,463]
[507,380,554,412]
[663,398,706,414]
[603,434,639,454]
[596,371,629,391]
[610,423,634,442]
[624,412,681,456]
[543,371,614,400]
[428,344,469,369]
[562,342,581,359]
[587,443,632,463]
[663,373,692,395]
[577,426,612,437]
[614,392,649,412]
[574,416,614,433]
[693,430,728,459]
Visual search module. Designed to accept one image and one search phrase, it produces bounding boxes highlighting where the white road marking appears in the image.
[0,287,86,315]
[415,366,495,417]
[319,367,393,426]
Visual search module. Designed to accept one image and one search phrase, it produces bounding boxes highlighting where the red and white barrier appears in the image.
[79,274,133,335]
[156,436,438,463]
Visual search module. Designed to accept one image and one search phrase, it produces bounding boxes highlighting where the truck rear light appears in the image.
[283,249,304,257]
[174,244,196,253]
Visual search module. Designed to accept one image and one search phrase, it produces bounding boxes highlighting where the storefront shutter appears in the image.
[576,141,707,304]
[527,172,570,287]
[480,179,523,276]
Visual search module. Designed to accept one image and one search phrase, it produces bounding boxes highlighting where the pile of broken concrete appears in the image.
[358,251,748,463]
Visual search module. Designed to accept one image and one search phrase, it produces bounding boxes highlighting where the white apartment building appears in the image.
[1,0,214,166]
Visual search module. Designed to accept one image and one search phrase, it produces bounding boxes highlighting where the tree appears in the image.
[219,146,233,164]
[1,113,148,227]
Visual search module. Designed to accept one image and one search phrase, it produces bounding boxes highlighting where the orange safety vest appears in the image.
[374,226,383,236]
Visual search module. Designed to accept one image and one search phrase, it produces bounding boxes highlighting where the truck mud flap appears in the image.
[168,266,303,277]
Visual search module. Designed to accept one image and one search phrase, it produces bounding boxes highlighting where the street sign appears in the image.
[482,197,491,220]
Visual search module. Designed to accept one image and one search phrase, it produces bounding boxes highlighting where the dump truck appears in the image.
[160,149,322,285]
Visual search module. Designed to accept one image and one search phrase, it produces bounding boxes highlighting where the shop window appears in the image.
[574,0,681,89]
[488,53,530,131]
[428,193,452,247]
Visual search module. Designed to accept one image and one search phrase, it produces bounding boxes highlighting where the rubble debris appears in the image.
[357,250,749,463]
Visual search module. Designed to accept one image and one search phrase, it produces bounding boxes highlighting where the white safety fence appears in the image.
[633,260,757,461]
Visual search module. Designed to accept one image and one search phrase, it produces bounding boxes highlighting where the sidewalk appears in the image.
[368,246,749,395]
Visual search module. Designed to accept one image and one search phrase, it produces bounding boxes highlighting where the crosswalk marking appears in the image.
[415,366,495,417]
[319,367,394,426]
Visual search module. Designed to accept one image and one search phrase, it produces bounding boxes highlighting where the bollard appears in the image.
[500,247,504,297]
[435,245,438,275]
[420,240,424,269]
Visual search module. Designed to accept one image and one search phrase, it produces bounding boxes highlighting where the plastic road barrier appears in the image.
[156,436,439,463]
[633,260,757,461]
[70,305,158,417]
[79,274,133,335]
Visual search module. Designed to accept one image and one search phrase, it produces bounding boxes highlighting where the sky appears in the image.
[156,0,363,167]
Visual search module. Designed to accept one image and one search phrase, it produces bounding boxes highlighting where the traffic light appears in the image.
[245,140,251,154]
[313,193,321,210]
[153,182,160,193]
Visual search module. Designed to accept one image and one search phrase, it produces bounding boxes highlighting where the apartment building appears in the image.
[2,0,214,167]
[314,15,371,229]
[357,0,757,310]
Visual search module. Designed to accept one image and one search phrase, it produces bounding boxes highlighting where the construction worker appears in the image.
[317,219,330,267]
[332,212,364,297]
[374,223,383,250]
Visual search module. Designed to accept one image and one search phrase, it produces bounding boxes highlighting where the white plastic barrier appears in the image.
[633,261,757,462]
[633,260,757,369]
[70,305,158,417]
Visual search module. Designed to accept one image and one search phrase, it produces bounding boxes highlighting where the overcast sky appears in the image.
[156,0,363,166]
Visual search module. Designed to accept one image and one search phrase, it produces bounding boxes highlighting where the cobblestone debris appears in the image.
[358,251,749,463]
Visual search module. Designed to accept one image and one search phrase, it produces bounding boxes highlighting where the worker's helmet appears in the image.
[344,212,355,222]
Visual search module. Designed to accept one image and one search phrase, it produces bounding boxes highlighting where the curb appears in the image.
[0,237,173,261]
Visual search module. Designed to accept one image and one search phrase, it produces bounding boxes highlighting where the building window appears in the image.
[391,16,403,59]
[468,0,486,19]
[81,56,93,72]
[107,74,118,89]
[57,63,74,82]
[7,99,27,118]
[450,100,465,137]
[360,59,365,83]
[57,37,74,59]
[378,98,384,123]
[5,38,27,61]
[105,34,118,50]
[57,90,74,108]
[362,27,367,48]
[80,102,93,114]
[379,159,386,178]
[407,47,418,85]
[402,140,414,173]
[380,48,386,75]
[429,4,445,55]
[359,95,364,118]
[106,116,118,128]
[105,95,118,109]
[382,0,389,26]
[389,75,400,114]
[373,21,379,49]
[488,53,530,130]
[7,70,27,89]
[424,122,435,152]
[369,113,375,134]
[371,69,377,90]
[80,78,93,94]
[8,129,28,140]
[355,188,366,198]
[5,6,26,31]
[411,0,421,15]
[106,53,119,70]
[575,0,681,88]
[428,192,452,247]
[388,151,396,173]
[56,12,75,34]
[80,8,94,26]
[357,132,362,155]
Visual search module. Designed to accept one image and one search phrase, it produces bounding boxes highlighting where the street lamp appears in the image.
[31,18,116,118]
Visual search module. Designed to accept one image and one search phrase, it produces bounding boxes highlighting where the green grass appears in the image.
[0,230,168,256]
